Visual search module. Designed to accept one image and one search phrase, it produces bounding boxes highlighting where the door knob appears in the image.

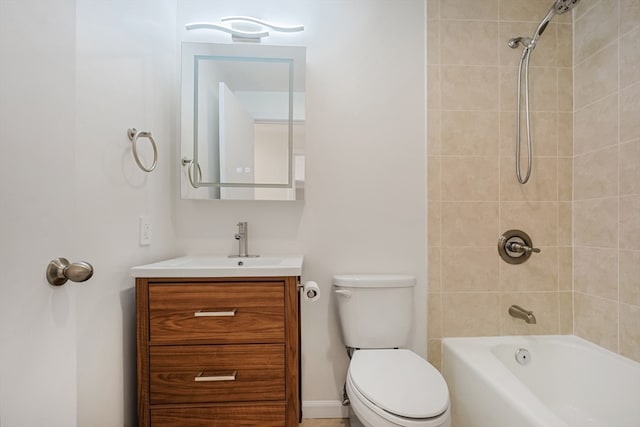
[46,257,94,286]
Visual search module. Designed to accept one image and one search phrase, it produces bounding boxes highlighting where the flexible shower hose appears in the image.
[515,46,533,184]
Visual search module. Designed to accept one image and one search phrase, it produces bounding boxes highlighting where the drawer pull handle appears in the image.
[194,309,237,317]
[194,371,237,382]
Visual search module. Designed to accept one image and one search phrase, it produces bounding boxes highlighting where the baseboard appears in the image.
[302,400,349,419]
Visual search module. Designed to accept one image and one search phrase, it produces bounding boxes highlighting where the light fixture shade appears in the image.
[184,22,269,39]
[221,16,304,33]
[185,16,304,41]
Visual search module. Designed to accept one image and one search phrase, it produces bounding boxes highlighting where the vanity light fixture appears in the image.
[184,22,269,39]
[221,16,304,33]
[185,16,304,41]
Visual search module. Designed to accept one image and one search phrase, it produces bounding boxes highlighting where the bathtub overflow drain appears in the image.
[515,348,531,365]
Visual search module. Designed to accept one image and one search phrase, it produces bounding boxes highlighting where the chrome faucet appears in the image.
[230,222,258,258]
[509,305,537,324]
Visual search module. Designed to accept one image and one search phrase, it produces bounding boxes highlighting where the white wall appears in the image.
[74,1,177,425]
[176,0,427,413]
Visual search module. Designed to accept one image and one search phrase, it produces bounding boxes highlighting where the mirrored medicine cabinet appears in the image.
[180,42,306,201]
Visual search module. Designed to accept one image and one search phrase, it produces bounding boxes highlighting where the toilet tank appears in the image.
[333,274,415,349]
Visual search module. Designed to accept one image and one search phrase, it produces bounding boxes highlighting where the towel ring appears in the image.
[127,128,158,172]
[181,158,202,188]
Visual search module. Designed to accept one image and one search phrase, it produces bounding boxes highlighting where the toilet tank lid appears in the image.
[332,274,416,288]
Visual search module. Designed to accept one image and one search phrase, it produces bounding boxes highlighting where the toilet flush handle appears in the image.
[334,289,352,298]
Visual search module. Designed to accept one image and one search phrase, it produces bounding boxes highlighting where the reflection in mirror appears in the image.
[180,42,305,201]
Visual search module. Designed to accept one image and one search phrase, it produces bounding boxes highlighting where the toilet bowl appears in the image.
[346,349,450,427]
[333,274,451,427]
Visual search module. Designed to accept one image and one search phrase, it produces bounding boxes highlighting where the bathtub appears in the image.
[442,335,640,427]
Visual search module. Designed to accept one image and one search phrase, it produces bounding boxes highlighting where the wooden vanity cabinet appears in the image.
[136,276,300,427]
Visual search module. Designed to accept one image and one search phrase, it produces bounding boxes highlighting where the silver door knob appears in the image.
[46,257,94,286]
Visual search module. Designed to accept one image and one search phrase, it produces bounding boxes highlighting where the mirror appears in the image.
[180,42,306,200]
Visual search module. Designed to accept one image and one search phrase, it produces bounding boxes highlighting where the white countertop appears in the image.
[130,255,304,278]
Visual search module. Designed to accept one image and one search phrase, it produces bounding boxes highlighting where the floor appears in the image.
[300,419,350,426]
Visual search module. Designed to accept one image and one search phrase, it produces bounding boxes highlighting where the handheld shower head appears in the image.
[553,0,581,14]
[530,0,581,47]
[509,0,581,50]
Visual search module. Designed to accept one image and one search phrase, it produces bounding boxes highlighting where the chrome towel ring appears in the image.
[127,128,158,172]
[181,158,202,188]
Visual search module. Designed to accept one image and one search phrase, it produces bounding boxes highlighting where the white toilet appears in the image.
[333,274,451,427]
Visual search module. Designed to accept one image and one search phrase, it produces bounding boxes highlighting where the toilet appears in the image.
[333,274,451,427]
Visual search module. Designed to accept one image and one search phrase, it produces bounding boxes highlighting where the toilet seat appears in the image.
[347,349,450,427]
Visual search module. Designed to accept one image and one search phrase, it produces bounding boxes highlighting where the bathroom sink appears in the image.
[130,255,303,278]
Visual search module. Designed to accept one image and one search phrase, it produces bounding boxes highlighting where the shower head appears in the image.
[540,0,581,35]
[513,0,581,49]
[552,0,581,14]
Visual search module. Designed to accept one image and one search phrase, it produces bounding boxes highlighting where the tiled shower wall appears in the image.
[572,0,640,361]
[427,0,574,369]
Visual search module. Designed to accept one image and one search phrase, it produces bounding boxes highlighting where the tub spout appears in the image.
[509,305,537,324]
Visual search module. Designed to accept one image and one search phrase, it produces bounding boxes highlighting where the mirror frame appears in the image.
[180,42,306,199]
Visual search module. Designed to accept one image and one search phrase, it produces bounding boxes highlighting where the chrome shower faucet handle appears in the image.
[498,229,540,265]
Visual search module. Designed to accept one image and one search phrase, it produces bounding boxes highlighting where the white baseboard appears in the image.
[302,400,349,419]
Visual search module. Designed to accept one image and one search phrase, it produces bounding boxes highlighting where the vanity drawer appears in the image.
[148,283,284,344]
[151,403,286,427]
[149,344,285,404]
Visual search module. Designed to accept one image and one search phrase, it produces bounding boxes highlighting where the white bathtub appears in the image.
[442,335,640,427]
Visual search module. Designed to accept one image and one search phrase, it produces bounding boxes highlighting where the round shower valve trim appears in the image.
[498,229,541,265]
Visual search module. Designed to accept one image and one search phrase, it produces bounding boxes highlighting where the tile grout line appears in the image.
[438,0,445,354]
[616,0,622,355]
